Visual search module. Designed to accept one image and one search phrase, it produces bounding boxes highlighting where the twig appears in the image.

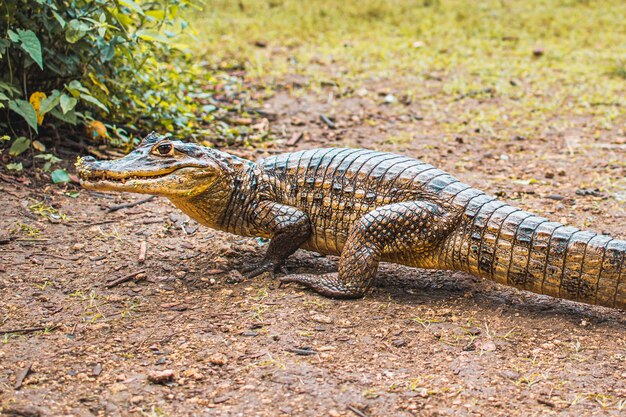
[0,236,17,245]
[319,114,336,129]
[107,196,156,213]
[138,240,147,263]
[287,131,304,146]
[78,219,121,227]
[32,252,82,261]
[347,405,369,417]
[105,270,146,288]
[14,362,32,389]
[0,326,56,335]
[286,347,318,356]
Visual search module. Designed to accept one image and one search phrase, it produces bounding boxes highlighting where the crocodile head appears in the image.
[77,132,242,198]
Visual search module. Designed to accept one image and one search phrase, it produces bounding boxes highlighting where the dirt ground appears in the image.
[1,84,626,417]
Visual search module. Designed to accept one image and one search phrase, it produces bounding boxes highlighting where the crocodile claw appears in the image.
[242,261,288,279]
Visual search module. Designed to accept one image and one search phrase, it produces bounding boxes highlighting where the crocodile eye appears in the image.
[154,142,174,156]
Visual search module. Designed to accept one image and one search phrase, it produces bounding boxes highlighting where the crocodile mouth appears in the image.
[80,168,183,184]
[78,166,198,191]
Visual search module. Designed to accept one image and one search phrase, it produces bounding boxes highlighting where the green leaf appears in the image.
[51,169,70,184]
[136,29,170,43]
[67,80,90,95]
[1,135,11,141]
[0,81,20,95]
[119,0,145,15]
[80,93,109,112]
[9,136,31,156]
[7,162,23,172]
[52,11,66,28]
[60,94,77,114]
[66,19,89,43]
[8,100,38,132]
[7,30,19,42]
[145,10,166,20]
[49,108,77,125]
[39,90,61,115]
[17,29,43,70]
[66,191,80,198]
[0,92,8,101]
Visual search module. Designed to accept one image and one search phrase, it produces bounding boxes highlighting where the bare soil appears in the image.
[1,85,625,416]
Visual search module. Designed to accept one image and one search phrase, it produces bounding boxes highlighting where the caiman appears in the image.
[77,132,626,309]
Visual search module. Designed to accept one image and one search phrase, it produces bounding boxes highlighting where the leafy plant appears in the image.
[1,0,208,147]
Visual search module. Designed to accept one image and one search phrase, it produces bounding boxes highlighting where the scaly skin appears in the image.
[77,133,626,309]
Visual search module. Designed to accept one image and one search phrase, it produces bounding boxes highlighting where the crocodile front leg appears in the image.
[281,200,458,298]
[243,201,311,278]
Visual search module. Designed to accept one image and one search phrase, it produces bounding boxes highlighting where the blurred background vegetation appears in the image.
[1,0,625,180]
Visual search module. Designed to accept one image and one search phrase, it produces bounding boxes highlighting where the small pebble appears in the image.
[148,369,175,384]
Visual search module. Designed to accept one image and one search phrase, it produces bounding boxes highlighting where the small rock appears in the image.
[544,171,555,179]
[291,117,306,126]
[500,370,520,380]
[160,302,188,311]
[72,243,85,251]
[546,194,564,201]
[392,338,407,347]
[2,404,41,417]
[109,382,127,393]
[208,353,228,366]
[92,364,103,376]
[533,48,545,57]
[226,270,244,284]
[383,94,397,104]
[130,395,144,404]
[311,313,333,324]
[147,369,175,384]
[465,327,481,336]
[213,395,231,404]
[479,341,497,351]
[182,368,204,380]
[576,188,604,197]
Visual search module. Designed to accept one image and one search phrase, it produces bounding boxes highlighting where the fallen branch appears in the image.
[14,363,32,389]
[107,196,155,213]
[347,405,370,417]
[0,326,56,335]
[105,270,146,288]
[0,235,17,245]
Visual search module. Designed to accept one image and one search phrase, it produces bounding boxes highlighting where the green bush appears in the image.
[0,0,212,152]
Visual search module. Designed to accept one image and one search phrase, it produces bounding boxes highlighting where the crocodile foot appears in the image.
[242,260,289,279]
[279,273,365,299]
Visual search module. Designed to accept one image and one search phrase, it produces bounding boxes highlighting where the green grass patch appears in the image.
[190,0,626,133]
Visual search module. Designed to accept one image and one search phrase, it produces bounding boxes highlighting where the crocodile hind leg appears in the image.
[242,201,311,278]
[280,200,458,298]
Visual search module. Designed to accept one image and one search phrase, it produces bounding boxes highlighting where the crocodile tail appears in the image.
[445,196,626,308]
